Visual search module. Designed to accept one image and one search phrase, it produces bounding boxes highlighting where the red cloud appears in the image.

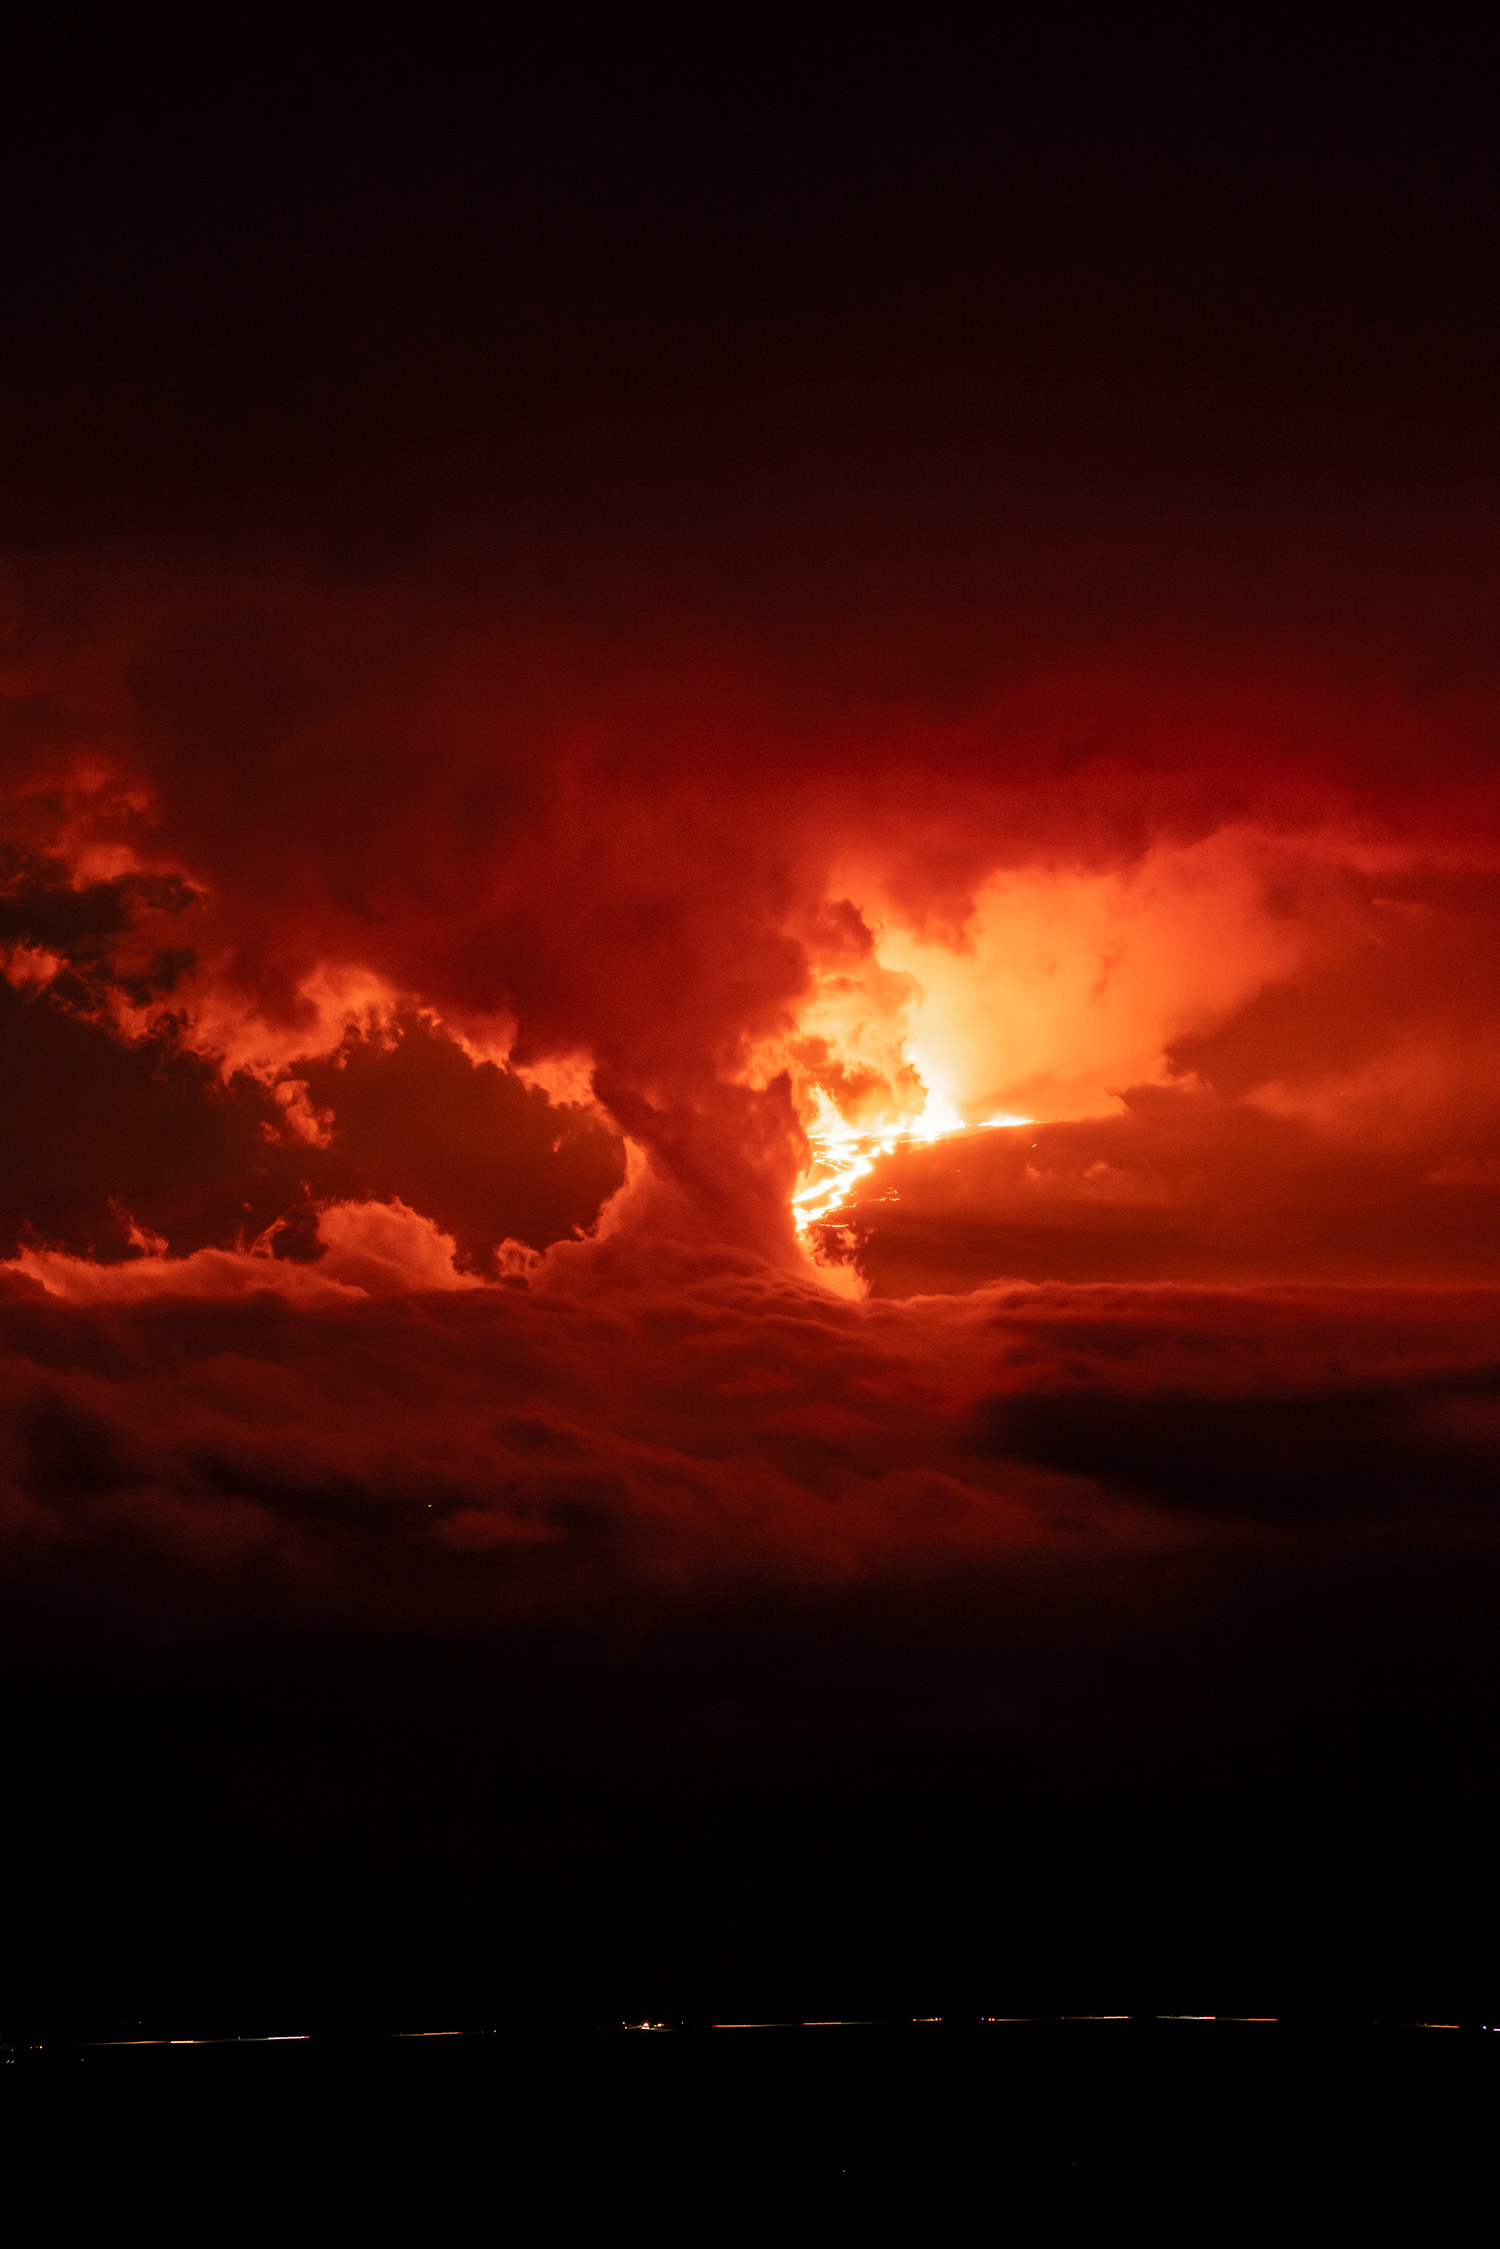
[5,1192,1500,1644]
[3,562,1500,1659]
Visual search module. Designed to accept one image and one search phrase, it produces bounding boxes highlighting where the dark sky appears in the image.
[3,13,1499,2034]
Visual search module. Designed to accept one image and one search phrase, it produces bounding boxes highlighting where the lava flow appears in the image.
[792,1094,1031,1239]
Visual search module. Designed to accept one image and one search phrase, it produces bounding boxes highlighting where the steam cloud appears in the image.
[3,565,1500,1642]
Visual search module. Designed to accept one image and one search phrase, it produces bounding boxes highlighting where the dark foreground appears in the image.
[5,2018,1496,2221]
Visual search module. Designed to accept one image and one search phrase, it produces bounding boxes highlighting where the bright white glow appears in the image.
[793,1097,1031,1238]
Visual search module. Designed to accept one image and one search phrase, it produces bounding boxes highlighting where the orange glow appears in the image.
[822,827,1313,1123]
[791,1094,1030,1238]
[775,827,1314,1243]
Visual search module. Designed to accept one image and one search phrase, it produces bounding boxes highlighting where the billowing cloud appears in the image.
[7,571,1500,1269]
[4,559,1500,1662]
[4,1181,1499,1648]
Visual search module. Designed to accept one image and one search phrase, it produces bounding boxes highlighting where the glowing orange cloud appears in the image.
[757,826,1414,1254]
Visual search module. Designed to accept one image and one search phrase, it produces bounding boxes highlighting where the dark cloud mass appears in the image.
[0,861,625,1273]
[4,1240,1499,1638]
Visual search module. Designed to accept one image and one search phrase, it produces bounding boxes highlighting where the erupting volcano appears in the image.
[793,1100,1032,1246]
[2,8,1498,2059]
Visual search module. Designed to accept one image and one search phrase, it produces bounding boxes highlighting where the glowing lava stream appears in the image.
[792,1094,1031,1237]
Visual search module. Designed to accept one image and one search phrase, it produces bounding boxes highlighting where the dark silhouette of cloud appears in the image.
[4,1230,1499,1647]
[986,1365,1500,1521]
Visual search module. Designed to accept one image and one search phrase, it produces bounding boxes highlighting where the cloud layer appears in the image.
[4,561,1500,1654]
[5,1185,1499,1646]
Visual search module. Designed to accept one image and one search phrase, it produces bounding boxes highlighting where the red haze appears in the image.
[3,19,1500,2039]
[2,565,1500,1650]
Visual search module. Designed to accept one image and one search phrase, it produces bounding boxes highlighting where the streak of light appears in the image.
[792,1095,1030,1237]
[79,2033,310,2046]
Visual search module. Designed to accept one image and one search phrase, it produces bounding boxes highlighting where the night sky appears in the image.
[3,14,1500,2034]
